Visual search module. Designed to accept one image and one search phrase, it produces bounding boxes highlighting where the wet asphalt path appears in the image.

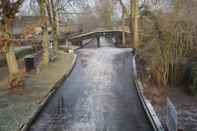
[29,38,153,131]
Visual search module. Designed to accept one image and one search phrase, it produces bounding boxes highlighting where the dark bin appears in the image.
[24,55,35,72]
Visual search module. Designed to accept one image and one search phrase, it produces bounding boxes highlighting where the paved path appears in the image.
[29,38,153,131]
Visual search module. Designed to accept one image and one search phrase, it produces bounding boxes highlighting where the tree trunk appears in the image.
[42,24,49,65]
[38,0,49,65]
[3,18,20,75]
[46,0,53,25]
[56,13,60,36]
[6,45,19,75]
[121,13,126,46]
[3,17,23,88]
[131,0,139,49]
[118,0,127,47]
[50,0,59,53]
[46,0,58,53]
[52,23,59,53]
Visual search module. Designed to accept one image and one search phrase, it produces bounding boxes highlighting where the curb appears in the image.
[19,53,77,131]
[132,53,164,131]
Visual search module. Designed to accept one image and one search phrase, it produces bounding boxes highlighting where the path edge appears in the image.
[132,51,165,131]
[19,53,77,131]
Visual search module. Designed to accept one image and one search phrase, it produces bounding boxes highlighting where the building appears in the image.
[12,16,48,39]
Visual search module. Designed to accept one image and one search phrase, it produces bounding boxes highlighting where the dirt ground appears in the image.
[143,81,197,131]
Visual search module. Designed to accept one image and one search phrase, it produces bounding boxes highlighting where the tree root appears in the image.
[8,73,24,88]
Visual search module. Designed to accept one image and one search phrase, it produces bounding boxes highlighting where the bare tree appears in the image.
[36,0,50,65]
[138,0,197,87]
[117,0,129,46]
[76,5,100,32]
[131,0,139,49]
[96,0,114,29]
[0,0,25,88]
[46,0,60,53]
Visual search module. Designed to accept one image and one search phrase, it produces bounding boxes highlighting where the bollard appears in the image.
[24,55,35,72]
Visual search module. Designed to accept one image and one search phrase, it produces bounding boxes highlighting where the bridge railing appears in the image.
[68,26,130,41]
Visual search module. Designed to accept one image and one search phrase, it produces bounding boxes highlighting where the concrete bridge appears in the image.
[68,27,131,47]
